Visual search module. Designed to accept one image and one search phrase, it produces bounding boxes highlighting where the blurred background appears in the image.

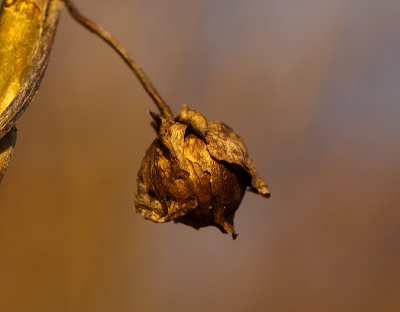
[1,0,400,311]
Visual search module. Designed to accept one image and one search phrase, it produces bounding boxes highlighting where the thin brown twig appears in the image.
[62,0,174,119]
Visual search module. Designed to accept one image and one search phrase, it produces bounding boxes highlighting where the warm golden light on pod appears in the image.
[135,104,270,239]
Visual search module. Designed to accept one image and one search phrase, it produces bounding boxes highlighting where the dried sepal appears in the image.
[205,122,270,198]
[135,104,270,239]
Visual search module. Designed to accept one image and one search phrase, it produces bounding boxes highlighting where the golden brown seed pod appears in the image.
[135,104,270,239]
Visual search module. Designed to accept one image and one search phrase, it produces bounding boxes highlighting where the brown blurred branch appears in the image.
[0,126,17,184]
[63,0,174,120]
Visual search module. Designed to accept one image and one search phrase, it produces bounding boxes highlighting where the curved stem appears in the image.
[63,0,174,120]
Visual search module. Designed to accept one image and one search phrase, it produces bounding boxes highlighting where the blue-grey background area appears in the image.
[1,0,400,311]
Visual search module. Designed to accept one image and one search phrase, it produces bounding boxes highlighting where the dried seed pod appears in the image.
[135,104,270,239]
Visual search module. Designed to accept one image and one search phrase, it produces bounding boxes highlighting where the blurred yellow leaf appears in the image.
[0,0,64,184]
[0,0,45,113]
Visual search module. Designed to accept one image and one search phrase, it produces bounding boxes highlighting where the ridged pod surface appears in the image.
[135,104,270,239]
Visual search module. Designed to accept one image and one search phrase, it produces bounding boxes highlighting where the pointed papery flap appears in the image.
[243,154,270,198]
[206,122,270,198]
[206,122,247,167]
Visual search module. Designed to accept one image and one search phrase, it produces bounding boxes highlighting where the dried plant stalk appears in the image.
[61,0,270,238]
[63,0,174,120]
[0,0,270,238]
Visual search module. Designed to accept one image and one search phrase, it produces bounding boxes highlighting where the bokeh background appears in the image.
[1,0,400,311]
